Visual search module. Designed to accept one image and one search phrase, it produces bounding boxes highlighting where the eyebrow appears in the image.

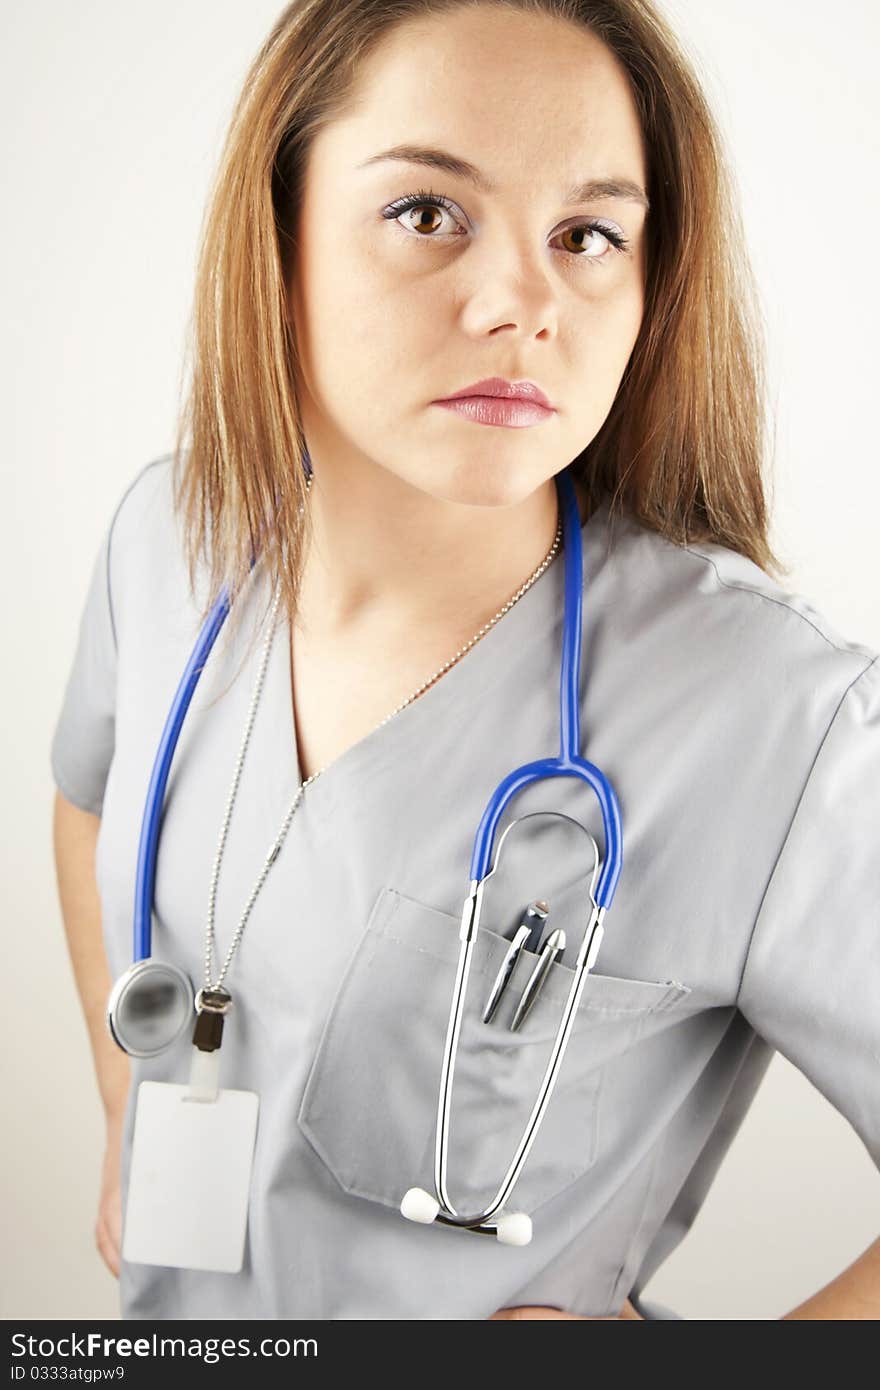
[357,143,650,211]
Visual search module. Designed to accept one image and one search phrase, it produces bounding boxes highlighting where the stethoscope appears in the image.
[105,461,623,1246]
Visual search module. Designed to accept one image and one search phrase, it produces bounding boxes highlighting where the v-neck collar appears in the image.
[263,495,612,808]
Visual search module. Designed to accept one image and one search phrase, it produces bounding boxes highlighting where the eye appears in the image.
[556,222,630,260]
[382,187,465,239]
[381,188,631,264]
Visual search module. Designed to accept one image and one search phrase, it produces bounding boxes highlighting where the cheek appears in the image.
[574,274,644,391]
[295,228,434,396]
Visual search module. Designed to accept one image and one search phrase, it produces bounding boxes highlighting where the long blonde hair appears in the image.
[171,0,785,671]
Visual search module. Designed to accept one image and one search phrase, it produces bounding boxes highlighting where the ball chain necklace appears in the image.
[192,473,565,1051]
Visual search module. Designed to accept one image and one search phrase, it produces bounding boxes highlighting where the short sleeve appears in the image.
[736,654,880,1169]
[50,518,118,816]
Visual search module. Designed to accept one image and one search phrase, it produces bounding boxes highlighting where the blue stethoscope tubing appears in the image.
[132,459,310,963]
[467,466,622,902]
[132,458,622,963]
[133,583,235,961]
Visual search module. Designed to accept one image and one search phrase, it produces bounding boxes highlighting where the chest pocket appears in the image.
[297,886,690,1218]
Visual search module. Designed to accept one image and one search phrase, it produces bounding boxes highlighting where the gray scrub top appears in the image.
[50,453,880,1321]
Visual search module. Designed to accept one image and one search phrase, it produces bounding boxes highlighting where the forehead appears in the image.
[315,6,648,188]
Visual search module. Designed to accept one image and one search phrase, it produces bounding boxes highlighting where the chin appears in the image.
[415,463,548,512]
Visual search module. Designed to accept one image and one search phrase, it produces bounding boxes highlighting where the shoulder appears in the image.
[682,530,877,736]
[597,506,877,734]
[107,451,177,556]
[683,531,873,663]
[104,452,202,644]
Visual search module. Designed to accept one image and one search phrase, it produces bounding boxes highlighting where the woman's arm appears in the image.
[491,1237,880,1318]
[780,1233,880,1319]
[52,789,130,1123]
[53,789,131,1277]
[490,1297,643,1319]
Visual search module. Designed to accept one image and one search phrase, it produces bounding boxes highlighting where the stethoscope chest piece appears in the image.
[106,959,194,1058]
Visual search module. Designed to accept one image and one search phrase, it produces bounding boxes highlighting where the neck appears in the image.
[294,458,587,639]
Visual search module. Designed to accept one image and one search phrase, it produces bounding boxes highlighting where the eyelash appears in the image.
[380,186,631,262]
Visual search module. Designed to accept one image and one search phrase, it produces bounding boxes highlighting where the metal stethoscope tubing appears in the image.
[400,465,623,1244]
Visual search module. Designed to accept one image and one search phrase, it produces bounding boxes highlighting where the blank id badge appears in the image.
[122,1079,259,1273]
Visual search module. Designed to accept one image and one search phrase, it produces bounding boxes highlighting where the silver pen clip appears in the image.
[482,901,549,1024]
[510,927,567,1032]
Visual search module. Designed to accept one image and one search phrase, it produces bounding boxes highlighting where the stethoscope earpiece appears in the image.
[400,1187,533,1245]
[400,1186,440,1225]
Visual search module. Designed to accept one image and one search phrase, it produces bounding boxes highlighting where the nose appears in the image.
[462,227,559,339]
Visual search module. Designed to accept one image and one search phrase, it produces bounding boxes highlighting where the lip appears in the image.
[435,377,555,409]
[431,376,556,429]
[431,396,554,428]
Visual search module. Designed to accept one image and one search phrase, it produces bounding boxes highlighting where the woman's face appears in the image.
[289,3,649,509]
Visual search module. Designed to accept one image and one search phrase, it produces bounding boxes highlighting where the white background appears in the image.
[2,0,877,1319]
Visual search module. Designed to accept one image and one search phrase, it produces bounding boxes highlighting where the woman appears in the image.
[51,0,880,1320]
